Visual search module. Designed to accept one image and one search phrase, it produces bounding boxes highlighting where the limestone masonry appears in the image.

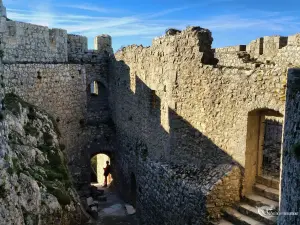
[0,1,300,224]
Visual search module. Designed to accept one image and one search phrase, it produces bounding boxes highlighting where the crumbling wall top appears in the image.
[0,0,6,18]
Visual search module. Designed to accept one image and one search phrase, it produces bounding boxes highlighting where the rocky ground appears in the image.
[0,93,84,225]
[86,184,138,225]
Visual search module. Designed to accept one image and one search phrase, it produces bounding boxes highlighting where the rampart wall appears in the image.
[0,13,113,195]
[0,18,68,63]
[109,26,300,223]
[1,4,300,222]
[214,33,300,68]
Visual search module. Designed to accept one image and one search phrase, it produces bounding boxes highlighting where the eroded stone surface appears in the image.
[0,94,82,225]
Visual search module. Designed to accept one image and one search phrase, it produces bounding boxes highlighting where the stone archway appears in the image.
[244,108,283,195]
[90,153,112,185]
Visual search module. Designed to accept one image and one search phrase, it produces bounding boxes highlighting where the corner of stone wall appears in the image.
[94,34,113,55]
[278,68,300,225]
[187,26,216,64]
[206,165,242,221]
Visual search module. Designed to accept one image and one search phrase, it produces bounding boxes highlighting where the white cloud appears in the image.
[56,4,115,13]
[5,1,300,49]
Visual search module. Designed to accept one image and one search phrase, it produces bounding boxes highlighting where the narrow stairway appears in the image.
[214,176,279,225]
[86,184,137,225]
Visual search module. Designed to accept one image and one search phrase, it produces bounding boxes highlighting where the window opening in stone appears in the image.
[90,81,99,96]
[90,154,112,187]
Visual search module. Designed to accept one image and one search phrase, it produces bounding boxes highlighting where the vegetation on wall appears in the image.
[3,93,73,206]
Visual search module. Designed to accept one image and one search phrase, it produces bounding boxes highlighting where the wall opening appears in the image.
[87,81,109,114]
[90,154,112,186]
[244,108,283,195]
[90,81,99,95]
[130,172,137,208]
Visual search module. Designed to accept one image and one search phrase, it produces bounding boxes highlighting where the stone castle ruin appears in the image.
[0,0,300,224]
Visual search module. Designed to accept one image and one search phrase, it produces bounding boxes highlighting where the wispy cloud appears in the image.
[55,4,126,13]
[59,4,109,13]
[4,0,300,50]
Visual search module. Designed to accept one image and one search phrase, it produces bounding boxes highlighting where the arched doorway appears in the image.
[244,108,283,194]
[130,172,137,208]
[90,153,112,186]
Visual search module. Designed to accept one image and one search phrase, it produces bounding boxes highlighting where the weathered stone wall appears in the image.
[278,68,300,225]
[0,7,113,196]
[0,19,68,63]
[67,34,88,57]
[109,26,295,223]
[112,129,241,224]
[94,35,113,55]
[85,60,116,158]
[114,27,287,168]
[1,64,89,187]
[215,33,300,67]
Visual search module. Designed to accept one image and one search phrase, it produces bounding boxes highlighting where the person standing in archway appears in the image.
[103,161,111,187]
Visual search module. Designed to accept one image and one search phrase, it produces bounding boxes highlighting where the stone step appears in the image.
[210,219,235,225]
[97,195,107,202]
[243,194,279,208]
[253,184,279,202]
[223,208,265,225]
[234,203,277,225]
[256,176,279,190]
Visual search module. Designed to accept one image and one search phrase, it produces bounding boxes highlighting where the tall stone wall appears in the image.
[108,26,300,223]
[114,27,287,168]
[111,129,241,224]
[85,57,116,158]
[1,63,89,187]
[0,13,112,195]
[278,68,300,225]
[0,19,68,63]
[110,27,249,223]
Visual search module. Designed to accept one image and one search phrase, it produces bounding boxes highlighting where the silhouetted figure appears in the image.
[103,161,111,187]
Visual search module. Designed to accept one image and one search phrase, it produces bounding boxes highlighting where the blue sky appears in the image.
[3,0,300,52]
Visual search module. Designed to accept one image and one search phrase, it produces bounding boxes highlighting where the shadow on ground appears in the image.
[88,184,138,225]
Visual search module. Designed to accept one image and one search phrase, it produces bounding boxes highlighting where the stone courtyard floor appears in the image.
[88,184,138,225]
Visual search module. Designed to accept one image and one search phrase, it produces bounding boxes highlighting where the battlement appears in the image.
[214,45,246,53]
[0,17,112,64]
[214,33,300,67]
[94,34,113,55]
[67,34,113,63]
[0,19,68,63]
[214,35,291,57]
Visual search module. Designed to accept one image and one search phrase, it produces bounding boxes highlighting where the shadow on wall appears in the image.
[108,58,243,223]
[111,58,239,166]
